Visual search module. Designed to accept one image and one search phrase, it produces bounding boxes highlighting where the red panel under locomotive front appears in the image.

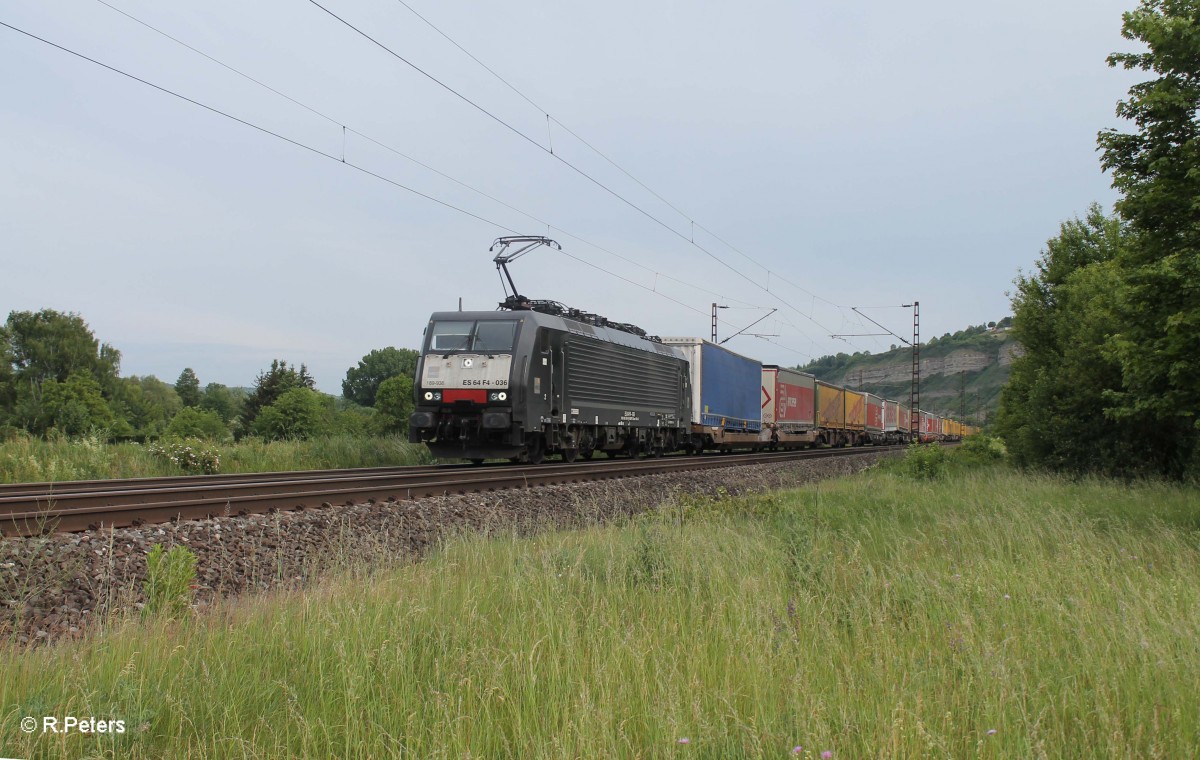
[441,389,488,404]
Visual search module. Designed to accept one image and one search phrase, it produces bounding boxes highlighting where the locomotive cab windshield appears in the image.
[428,319,518,355]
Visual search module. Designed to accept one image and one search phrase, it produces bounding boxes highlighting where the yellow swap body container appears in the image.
[816,381,846,429]
[845,390,865,431]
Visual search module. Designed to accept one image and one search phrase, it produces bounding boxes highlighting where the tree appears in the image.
[374,374,414,433]
[165,407,230,441]
[995,207,1159,473]
[109,375,182,439]
[1097,0,1200,475]
[4,309,120,398]
[175,368,201,407]
[18,372,117,437]
[199,382,245,424]
[250,387,330,441]
[241,360,315,430]
[0,326,15,425]
[342,347,419,407]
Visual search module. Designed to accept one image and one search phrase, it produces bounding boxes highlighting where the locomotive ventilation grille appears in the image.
[564,336,682,409]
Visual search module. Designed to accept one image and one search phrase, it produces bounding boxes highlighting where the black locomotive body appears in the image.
[408,310,692,463]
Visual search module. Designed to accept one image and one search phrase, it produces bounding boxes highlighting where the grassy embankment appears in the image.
[0,434,432,483]
[2,448,1198,758]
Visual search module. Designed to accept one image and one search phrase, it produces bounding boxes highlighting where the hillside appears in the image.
[797,321,1019,425]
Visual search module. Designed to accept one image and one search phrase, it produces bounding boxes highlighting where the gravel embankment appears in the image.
[1,452,894,644]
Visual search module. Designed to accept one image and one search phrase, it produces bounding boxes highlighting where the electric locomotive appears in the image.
[408,236,692,463]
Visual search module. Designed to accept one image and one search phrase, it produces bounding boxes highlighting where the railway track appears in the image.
[0,445,907,537]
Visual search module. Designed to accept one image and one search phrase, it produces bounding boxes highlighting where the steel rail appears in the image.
[0,446,906,537]
[0,461,493,499]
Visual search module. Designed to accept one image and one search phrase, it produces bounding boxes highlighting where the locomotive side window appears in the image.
[429,320,518,352]
[430,321,472,351]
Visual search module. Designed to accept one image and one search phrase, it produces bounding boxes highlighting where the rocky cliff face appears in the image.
[835,350,983,386]
[833,343,1023,387]
[801,329,1021,421]
[999,342,1024,365]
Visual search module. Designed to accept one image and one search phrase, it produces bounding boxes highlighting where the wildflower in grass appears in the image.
[677,737,690,745]
[821,752,832,759]
[986,729,998,736]
[1003,594,1011,600]
[792,746,803,754]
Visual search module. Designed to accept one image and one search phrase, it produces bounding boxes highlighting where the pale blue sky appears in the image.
[2,0,1138,391]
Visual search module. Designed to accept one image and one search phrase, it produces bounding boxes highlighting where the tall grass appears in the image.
[0,434,432,483]
[1,466,1198,758]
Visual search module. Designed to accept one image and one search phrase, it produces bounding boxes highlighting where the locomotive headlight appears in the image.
[498,391,507,401]
[423,391,434,401]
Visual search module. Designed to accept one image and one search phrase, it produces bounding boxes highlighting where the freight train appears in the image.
[408,301,977,464]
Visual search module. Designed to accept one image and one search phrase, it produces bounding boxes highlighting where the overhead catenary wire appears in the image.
[18,3,860,359]
[851,306,912,346]
[5,13,786,344]
[95,0,853,353]
[388,0,848,312]
[0,19,519,235]
[305,0,846,342]
[83,0,767,312]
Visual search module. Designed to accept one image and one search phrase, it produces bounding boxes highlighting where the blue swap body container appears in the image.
[662,338,763,432]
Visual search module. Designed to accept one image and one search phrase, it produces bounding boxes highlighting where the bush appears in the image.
[165,407,230,441]
[902,442,948,480]
[149,438,221,474]
[374,375,414,434]
[954,434,1007,465]
[251,388,330,441]
[143,544,198,618]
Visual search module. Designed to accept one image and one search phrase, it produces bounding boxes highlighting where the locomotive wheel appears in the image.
[562,448,578,463]
[580,448,594,460]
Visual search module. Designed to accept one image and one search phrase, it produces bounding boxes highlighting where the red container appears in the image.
[762,366,815,429]
[865,393,884,433]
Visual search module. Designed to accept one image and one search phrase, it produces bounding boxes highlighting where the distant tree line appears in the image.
[0,309,419,444]
[996,0,1200,479]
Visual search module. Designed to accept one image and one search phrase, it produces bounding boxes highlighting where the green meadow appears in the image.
[0,434,431,483]
[2,449,1198,758]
